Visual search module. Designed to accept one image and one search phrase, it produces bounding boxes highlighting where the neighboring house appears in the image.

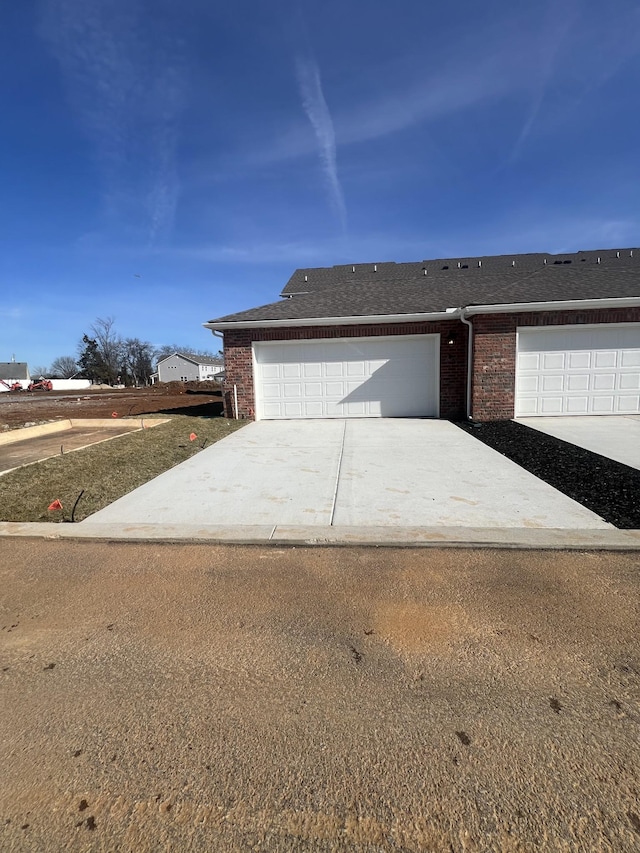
[156,352,224,383]
[204,248,640,421]
[0,362,30,391]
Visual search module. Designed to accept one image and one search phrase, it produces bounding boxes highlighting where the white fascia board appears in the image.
[464,297,640,316]
[203,311,457,332]
[203,297,640,332]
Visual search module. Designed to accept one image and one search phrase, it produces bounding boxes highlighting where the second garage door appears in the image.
[253,335,439,419]
[516,324,640,416]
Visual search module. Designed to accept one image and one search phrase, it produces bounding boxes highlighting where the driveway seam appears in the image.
[329,421,347,527]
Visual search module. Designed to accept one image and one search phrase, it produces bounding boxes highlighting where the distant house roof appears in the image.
[205,248,640,328]
[157,352,223,368]
[0,362,29,380]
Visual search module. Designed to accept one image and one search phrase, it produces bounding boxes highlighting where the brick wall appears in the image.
[223,308,640,421]
[222,321,468,420]
[471,307,640,421]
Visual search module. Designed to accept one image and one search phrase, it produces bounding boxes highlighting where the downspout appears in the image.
[459,308,474,421]
[209,329,236,418]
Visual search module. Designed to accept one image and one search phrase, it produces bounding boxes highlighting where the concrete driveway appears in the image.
[518,415,640,470]
[86,420,610,529]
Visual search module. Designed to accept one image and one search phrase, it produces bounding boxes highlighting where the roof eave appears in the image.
[204,297,640,332]
[203,310,458,331]
[464,296,640,316]
[157,352,199,366]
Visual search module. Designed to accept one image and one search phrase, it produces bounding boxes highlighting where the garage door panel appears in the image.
[592,396,615,413]
[542,353,565,370]
[325,362,344,377]
[593,374,616,390]
[540,397,564,413]
[346,362,366,378]
[262,384,282,399]
[283,383,302,397]
[303,363,322,378]
[254,335,439,420]
[567,374,589,391]
[283,402,303,417]
[621,350,640,367]
[618,395,640,410]
[541,375,564,392]
[282,364,302,379]
[566,397,589,413]
[518,375,539,392]
[261,365,281,380]
[304,402,323,416]
[620,374,640,389]
[518,399,538,414]
[518,353,540,370]
[594,351,617,368]
[516,325,640,417]
[567,351,590,369]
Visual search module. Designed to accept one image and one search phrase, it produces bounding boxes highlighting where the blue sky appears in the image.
[2,0,639,368]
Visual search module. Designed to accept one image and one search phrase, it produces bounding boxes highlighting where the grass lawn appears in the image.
[0,415,246,523]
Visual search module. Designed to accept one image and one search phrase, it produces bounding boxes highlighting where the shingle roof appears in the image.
[0,362,29,381]
[158,352,223,367]
[281,248,640,296]
[207,249,640,326]
[180,352,224,367]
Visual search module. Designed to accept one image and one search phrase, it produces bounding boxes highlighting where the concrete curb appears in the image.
[0,417,170,446]
[1,521,639,550]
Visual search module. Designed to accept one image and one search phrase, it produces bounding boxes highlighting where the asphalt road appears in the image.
[1,540,639,851]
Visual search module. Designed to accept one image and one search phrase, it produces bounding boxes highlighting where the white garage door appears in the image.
[253,335,439,419]
[516,324,640,416]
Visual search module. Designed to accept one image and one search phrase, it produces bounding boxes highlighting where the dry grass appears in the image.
[0,415,246,523]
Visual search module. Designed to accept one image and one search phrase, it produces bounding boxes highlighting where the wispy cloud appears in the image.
[508,0,577,162]
[295,54,347,234]
[164,232,439,267]
[38,0,186,243]
[230,34,526,175]
[225,3,639,179]
[450,215,640,259]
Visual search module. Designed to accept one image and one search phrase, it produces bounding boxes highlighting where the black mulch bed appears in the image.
[455,420,640,529]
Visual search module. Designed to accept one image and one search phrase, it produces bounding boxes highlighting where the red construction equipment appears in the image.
[27,378,53,391]
[0,379,23,391]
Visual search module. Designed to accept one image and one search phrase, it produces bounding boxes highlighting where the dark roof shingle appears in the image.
[0,362,29,381]
[207,249,640,326]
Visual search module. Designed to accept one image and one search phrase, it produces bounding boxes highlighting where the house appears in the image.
[204,248,640,421]
[0,362,30,392]
[156,352,224,384]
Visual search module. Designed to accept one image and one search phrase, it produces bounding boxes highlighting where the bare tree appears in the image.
[122,338,154,386]
[90,317,123,383]
[50,355,79,378]
[77,317,125,384]
[30,365,50,378]
[154,344,223,363]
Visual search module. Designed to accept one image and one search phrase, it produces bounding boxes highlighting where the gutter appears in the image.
[459,308,474,420]
[463,296,640,316]
[204,311,456,332]
[204,296,640,332]
[204,297,640,422]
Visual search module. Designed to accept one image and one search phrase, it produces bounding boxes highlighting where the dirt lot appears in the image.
[1,541,639,852]
[0,383,224,429]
